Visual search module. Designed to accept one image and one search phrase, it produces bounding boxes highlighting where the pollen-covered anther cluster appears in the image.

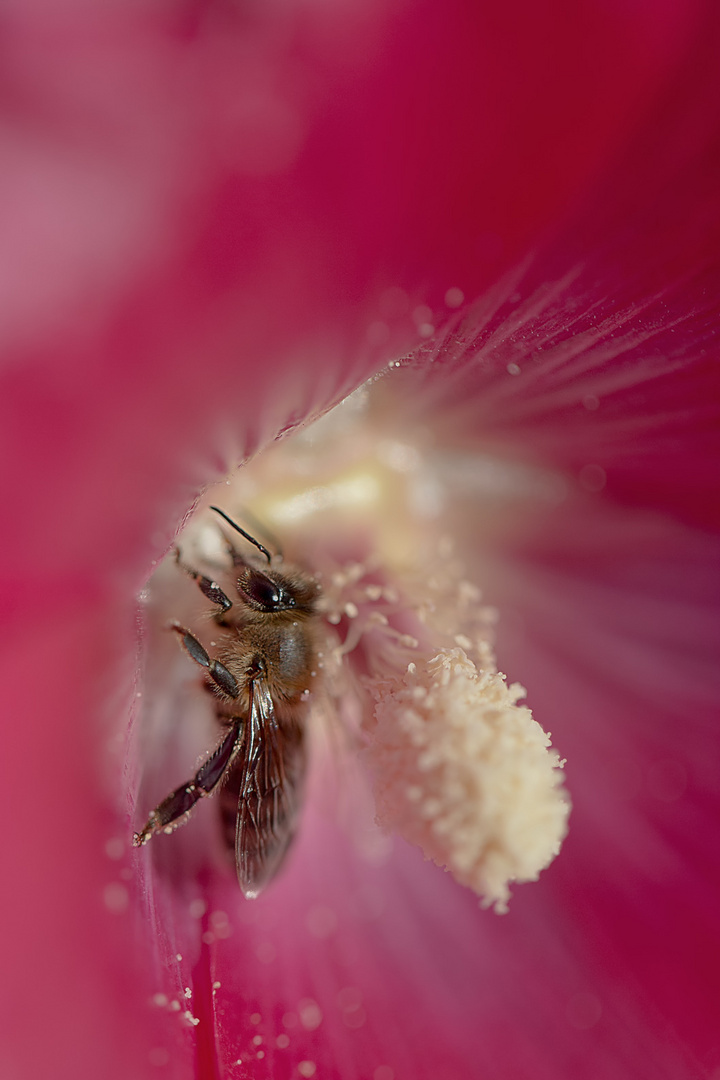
[363,648,569,912]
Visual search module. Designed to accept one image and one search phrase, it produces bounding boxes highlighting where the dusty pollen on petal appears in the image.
[363,648,570,913]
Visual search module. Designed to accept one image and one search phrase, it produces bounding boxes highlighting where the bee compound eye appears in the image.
[241,570,284,610]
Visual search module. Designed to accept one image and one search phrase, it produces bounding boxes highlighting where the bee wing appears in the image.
[235,679,306,898]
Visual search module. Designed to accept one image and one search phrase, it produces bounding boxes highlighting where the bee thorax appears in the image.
[219,620,316,704]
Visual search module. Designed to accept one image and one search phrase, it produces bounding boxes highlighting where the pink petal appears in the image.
[1,2,718,1079]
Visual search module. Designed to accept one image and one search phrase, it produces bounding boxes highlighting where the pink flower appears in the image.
[1,2,718,1079]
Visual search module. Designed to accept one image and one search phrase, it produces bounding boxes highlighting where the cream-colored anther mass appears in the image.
[365,648,569,912]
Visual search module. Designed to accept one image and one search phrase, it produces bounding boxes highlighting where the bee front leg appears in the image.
[133,719,243,846]
[170,622,240,699]
[173,546,233,613]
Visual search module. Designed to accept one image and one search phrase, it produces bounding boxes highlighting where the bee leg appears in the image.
[133,720,243,846]
[173,546,233,613]
[170,622,240,699]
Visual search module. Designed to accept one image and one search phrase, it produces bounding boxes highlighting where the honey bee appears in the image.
[133,507,321,898]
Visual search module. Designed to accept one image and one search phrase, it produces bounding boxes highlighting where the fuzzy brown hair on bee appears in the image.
[133,506,321,899]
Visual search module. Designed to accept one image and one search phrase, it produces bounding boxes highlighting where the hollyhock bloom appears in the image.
[1,3,719,1080]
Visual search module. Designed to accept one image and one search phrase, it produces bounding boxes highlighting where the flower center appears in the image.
[140,383,569,909]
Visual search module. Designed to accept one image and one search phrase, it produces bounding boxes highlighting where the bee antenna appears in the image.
[210,506,272,564]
